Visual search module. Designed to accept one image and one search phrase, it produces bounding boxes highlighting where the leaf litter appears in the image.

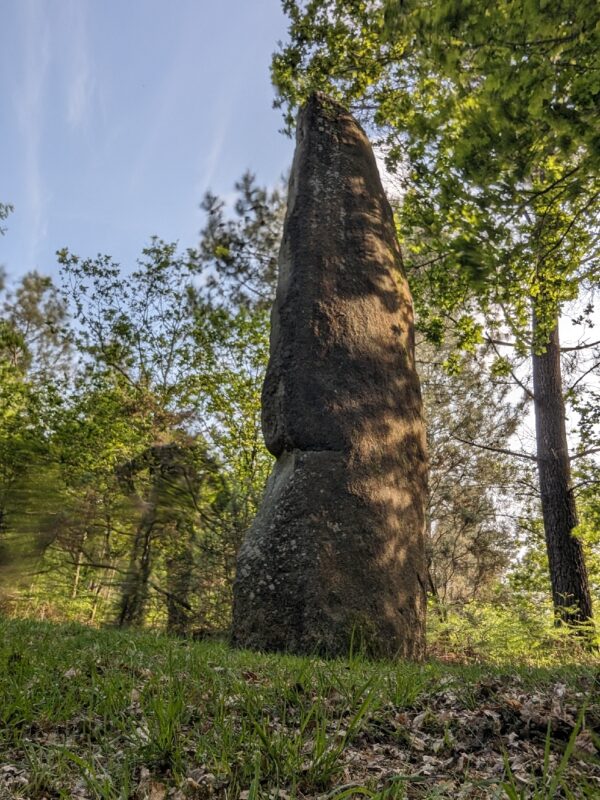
[0,620,598,799]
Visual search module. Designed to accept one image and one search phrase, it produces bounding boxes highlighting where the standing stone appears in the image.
[231,93,428,659]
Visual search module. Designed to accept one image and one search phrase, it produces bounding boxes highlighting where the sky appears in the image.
[0,0,294,280]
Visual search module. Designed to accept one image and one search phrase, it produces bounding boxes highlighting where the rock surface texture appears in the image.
[231,93,428,659]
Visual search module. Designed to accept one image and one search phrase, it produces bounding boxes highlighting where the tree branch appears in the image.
[561,339,600,352]
[486,337,535,400]
[567,359,600,393]
[451,435,538,462]
[149,580,193,611]
[571,447,600,461]
[485,336,517,348]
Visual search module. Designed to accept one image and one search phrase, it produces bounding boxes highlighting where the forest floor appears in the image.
[0,619,599,800]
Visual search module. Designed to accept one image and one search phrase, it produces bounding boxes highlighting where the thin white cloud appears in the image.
[196,116,229,198]
[128,9,236,197]
[15,0,51,269]
[66,0,93,129]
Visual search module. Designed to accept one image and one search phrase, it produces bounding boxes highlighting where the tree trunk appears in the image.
[117,514,154,627]
[165,524,193,636]
[90,524,114,624]
[71,530,88,599]
[531,310,593,626]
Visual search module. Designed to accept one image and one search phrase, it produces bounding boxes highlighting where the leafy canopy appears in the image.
[273,0,600,347]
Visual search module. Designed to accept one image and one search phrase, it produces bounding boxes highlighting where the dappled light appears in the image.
[1,0,599,796]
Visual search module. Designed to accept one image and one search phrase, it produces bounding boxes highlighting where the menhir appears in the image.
[231,93,428,659]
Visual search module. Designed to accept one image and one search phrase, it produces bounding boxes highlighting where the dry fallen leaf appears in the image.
[135,768,168,800]
[575,729,597,755]
[64,667,80,679]
[148,782,167,800]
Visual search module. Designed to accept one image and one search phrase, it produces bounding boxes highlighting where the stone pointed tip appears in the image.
[296,92,357,147]
[302,91,349,119]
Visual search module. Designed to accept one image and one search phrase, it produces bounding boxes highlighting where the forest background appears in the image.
[0,0,599,663]
[1,161,598,661]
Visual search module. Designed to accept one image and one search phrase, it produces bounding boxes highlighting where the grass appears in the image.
[0,618,598,799]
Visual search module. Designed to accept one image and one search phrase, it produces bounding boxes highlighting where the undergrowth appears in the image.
[426,597,599,666]
[0,618,598,799]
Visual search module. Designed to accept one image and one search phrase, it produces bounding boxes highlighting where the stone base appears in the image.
[231,449,426,660]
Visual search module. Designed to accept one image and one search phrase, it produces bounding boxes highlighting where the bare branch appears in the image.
[561,339,600,353]
[571,447,600,461]
[567,359,600,392]
[485,337,534,400]
[484,337,517,348]
[452,435,538,462]
[148,581,193,611]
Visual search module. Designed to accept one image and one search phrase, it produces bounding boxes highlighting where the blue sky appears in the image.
[1,0,294,280]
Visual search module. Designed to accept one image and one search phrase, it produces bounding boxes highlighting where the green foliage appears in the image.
[428,595,599,666]
[0,274,70,589]
[195,305,272,521]
[199,172,285,309]
[0,201,13,235]
[1,235,274,632]
[421,340,528,605]
[59,239,202,432]
[273,0,600,342]
[2,271,69,378]
[577,487,600,601]
[509,488,600,614]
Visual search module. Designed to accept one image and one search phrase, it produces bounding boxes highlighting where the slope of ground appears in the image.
[0,619,598,799]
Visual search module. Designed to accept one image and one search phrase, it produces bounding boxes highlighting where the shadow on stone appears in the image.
[231,93,428,660]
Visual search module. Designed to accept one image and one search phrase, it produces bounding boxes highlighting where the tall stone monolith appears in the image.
[231,93,428,659]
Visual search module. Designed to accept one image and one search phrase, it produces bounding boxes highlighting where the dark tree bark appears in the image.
[116,443,207,630]
[165,524,194,636]
[116,446,165,627]
[532,309,593,627]
[117,511,155,627]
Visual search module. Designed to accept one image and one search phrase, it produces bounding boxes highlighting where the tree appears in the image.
[0,325,45,578]
[2,271,70,380]
[0,203,12,237]
[115,442,226,632]
[511,462,600,612]
[421,342,528,609]
[273,0,599,627]
[0,273,68,596]
[199,172,285,310]
[56,242,212,627]
[51,239,272,631]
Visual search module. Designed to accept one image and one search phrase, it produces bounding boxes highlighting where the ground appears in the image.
[0,619,598,799]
